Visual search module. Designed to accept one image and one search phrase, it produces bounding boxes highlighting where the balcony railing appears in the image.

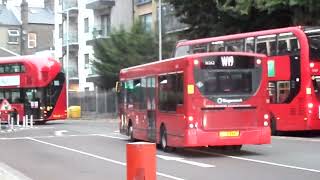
[85,64,98,76]
[86,0,115,10]
[135,0,151,6]
[63,0,78,10]
[63,33,78,46]
[86,27,110,46]
[161,3,189,34]
[92,27,109,38]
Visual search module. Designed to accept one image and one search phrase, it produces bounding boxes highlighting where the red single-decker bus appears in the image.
[118,52,270,151]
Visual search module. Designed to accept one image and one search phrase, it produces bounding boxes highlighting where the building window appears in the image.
[84,54,89,68]
[101,15,110,36]
[7,30,20,44]
[28,33,37,48]
[136,0,151,5]
[140,13,152,32]
[59,24,63,38]
[84,18,89,33]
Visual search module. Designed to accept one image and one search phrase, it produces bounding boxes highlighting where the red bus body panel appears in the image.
[119,52,270,147]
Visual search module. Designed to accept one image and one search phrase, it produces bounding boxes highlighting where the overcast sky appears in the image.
[6,0,44,8]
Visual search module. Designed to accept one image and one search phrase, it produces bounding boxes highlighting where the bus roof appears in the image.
[120,52,266,76]
[0,55,62,88]
[0,55,61,68]
[176,26,306,47]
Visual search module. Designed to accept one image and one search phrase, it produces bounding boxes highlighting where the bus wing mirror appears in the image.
[115,81,120,93]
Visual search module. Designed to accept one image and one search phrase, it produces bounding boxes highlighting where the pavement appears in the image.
[0,118,320,180]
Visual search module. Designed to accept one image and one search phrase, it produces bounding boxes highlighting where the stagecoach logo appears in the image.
[221,56,234,67]
[216,98,243,104]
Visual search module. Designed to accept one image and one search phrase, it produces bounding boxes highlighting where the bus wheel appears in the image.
[128,122,135,142]
[224,145,242,152]
[271,118,278,136]
[160,126,172,152]
[231,145,242,151]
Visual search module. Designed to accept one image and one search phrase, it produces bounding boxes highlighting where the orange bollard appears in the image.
[127,142,156,180]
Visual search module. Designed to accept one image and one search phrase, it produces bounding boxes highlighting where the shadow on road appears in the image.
[161,147,263,159]
[275,130,320,138]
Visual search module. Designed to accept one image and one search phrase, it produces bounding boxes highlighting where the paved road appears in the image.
[1,119,320,180]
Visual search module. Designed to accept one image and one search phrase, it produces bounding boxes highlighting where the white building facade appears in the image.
[54,0,133,92]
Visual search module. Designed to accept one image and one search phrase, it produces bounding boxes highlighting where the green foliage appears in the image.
[92,22,158,89]
[166,0,320,39]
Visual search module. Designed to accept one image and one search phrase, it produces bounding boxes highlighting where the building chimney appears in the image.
[21,0,28,55]
[44,0,54,11]
[21,0,28,26]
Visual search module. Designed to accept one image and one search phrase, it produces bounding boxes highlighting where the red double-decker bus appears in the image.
[174,26,320,134]
[0,55,67,124]
[118,52,270,151]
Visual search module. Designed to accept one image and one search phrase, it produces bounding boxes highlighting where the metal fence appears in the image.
[69,89,117,118]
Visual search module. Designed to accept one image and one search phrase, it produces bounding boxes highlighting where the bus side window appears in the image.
[256,42,267,54]
[245,37,255,53]
[158,75,168,111]
[175,45,190,57]
[140,78,147,110]
[176,73,184,105]
[269,41,277,56]
[257,35,276,55]
[158,73,183,112]
[126,80,134,107]
[133,79,141,109]
[225,39,244,52]
[277,81,290,103]
[209,41,224,52]
[278,40,289,55]
[290,38,300,53]
[166,74,177,111]
[268,82,276,103]
[192,44,208,54]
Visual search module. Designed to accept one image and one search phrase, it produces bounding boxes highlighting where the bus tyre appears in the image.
[225,145,242,152]
[128,123,135,142]
[160,126,172,152]
[231,145,242,151]
[271,118,278,136]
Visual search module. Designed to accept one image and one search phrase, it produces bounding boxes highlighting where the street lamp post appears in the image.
[58,5,70,112]
[65,10,70,110]
[158,0,162,61]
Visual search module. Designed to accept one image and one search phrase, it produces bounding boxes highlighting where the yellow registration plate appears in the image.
[219,131,240,137]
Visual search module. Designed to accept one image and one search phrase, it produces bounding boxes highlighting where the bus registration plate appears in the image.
[219,131,239,137]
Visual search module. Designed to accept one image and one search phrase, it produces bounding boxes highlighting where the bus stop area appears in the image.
[0,119,320,180]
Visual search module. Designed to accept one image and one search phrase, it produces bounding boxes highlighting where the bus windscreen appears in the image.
[194,55,261,98]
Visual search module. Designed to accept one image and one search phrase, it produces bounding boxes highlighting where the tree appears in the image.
[166,0,320,39]
[217,0,320,25]
[92,22,158,89]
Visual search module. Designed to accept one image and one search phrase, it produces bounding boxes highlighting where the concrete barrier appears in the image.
[0,163,32,180]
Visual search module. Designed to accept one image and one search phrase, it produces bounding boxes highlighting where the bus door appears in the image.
[146,77,156,141]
